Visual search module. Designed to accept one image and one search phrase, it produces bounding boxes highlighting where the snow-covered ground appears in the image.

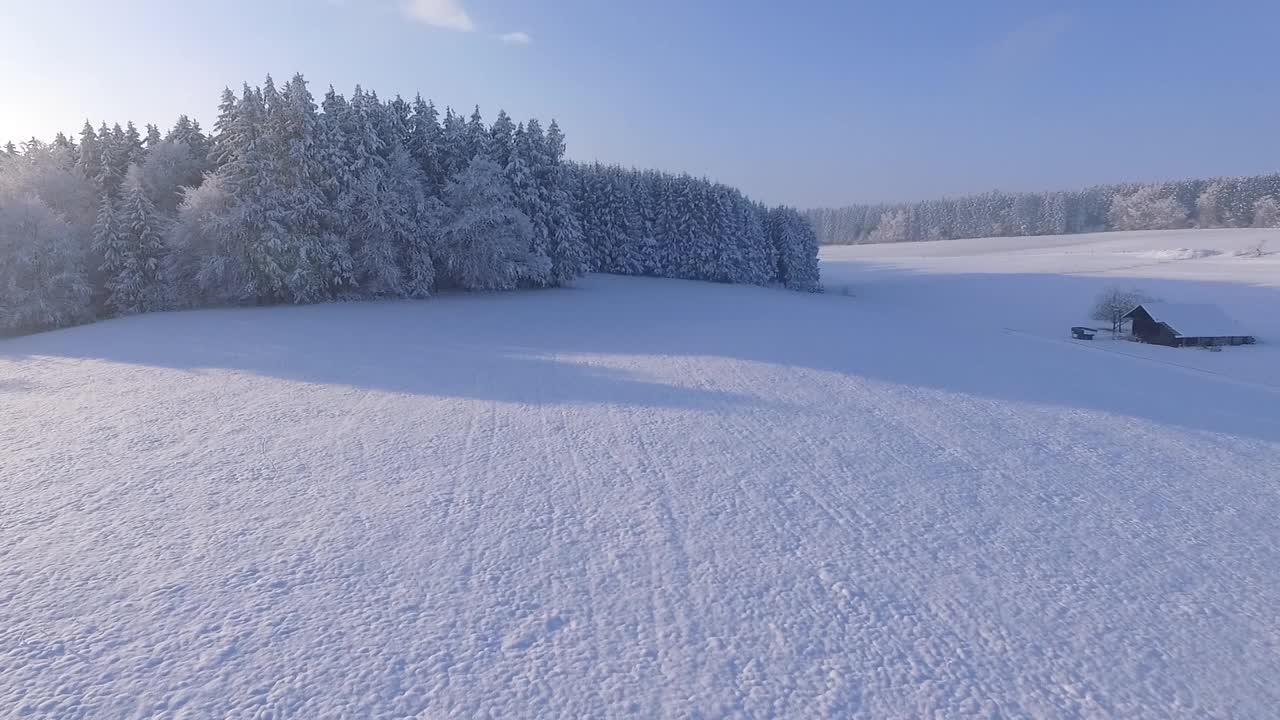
[2,229,1278,717]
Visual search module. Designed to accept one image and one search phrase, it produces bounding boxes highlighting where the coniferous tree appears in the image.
[440,108,469,178]
[767,206,821,291]
[437,156,541,290]
[2,72,827,332]
[123,122,144,166]
[76,122,100,185]
[102,167,168,314]
[210,88,239,168]
[52,132,76,155]
[487,110,515,169]
[408,95,444,193]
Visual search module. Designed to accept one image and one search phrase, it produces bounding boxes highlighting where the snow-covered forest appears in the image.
[808,174,1280,245]
[0,74,818,335]
[570,163,820,291]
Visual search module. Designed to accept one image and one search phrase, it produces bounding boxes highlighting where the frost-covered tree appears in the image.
[466,106,487,161]
[767,206,821,291]
[1195,182,1226,228]
[98,166,167,315]
[436,156,542,290]
[869,209,911,243]
[0,191,92,332]
[507,120,556,284]
[537,120,587,286]
[76,121,101,183]
[167,114,211,170]
[3,71,817,334]
[144,124,163,150]
[392,143,439,297]
[1250,196,1279,229]
[1108,186,1187,231]
[3,141,97,231]
[487,110,516,169]
[407,95,444,193]
[164,173,243,307]
[210,88,240,168]
[123,122,144,167]
[213,82,293,303]
[140,140,204,215]
[269,73,352,301]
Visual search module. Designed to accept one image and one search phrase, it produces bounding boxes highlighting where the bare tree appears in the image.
[1091,287,1153,337]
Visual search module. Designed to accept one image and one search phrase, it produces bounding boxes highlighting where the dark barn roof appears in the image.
[1123,303,1251,339]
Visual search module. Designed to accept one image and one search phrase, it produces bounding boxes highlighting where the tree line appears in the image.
[0,73,820,335]
[570,163,820,291]
[807,174,1280,245]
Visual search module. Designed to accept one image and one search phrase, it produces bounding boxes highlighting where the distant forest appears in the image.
[0,74,820,335]
[807,174,1280,245]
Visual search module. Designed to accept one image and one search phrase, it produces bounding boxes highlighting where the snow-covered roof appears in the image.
[1129,302,1249,338]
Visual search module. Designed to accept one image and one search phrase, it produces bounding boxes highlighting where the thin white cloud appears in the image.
[402,0,475,32]
[983,13,1073,69]
[500,31,532,46]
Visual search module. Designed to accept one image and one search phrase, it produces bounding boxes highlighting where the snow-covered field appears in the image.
[2,229,1279,717]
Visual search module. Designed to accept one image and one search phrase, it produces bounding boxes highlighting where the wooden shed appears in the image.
[1123,303,1255,347]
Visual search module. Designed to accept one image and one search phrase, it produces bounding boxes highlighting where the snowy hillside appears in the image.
[2,229,1279,717]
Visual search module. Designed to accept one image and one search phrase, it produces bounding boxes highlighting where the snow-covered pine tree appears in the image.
[439,107,470,179]
[339,86,401,298]
[605,169,644,276]
[168,114,211,170]
[487,110,515,169]
[538,119,587,285]
[123,122,144,167]
[408,95,444,193]
[1041,192,1068,235]
[216,81,292,304]
[103,124,135,195]
[436,156,542,291]
[102,166,168,314]
[466,106,487,161]
[739,196,775,285]
[388,142,438,297]
[709,184,745,282]
[91,189,127,313]
[273,73,352,301]
[210,88,239,168]
[144,124,163,151]
[767,206,821,291]
[96,123,126,198]
[630,170,664,275]
[386,95,413,149]
[52,132,76,155]
[506,121,552,284]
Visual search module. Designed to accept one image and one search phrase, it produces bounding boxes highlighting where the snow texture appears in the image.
[2,228,1279,717]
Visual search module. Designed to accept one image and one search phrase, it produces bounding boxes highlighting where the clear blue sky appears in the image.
[3,0,1277,207]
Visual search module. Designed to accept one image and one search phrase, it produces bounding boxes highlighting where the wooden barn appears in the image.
[1123,302,1255,348]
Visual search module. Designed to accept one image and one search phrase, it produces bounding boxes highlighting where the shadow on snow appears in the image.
[2,268,1278,442]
